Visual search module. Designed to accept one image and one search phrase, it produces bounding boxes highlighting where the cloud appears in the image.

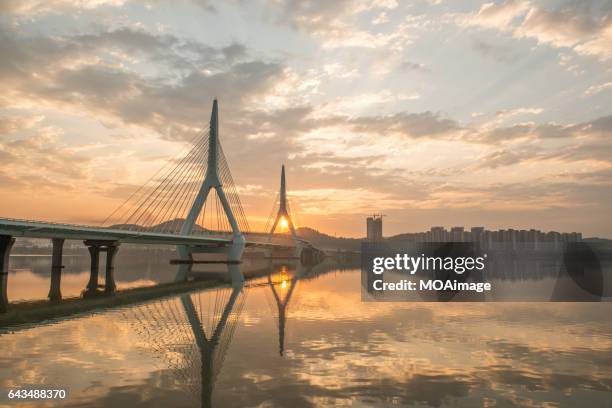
[463,114,612,185]
[0,0,219,16]
[515,4,609,49]
[347,111,460,138]
[474,114,612,144]
[323,90,420,114]
[567,168,612,182]
[268,0,414,49]
[0,115,44,133]
[471,39,518,63]
[292,187,414,215]
[476,145,541,169]
[464,0,530,30]
[0,123,92,185]
[0,0,127,15]
[397,60,429,72]
[512,3,612,61]
[547,140,612,164]
[494,107,543,119]
[0,27,225,84]
[322,63,359,79]
[584,81,612,96]
[1,18,608,192]
[460,1,612,61]
[0,26,282,141]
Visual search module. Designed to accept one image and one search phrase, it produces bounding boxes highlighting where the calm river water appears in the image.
[0,253,611,407]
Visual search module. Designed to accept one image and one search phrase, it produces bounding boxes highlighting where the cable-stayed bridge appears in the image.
[0,100,323,312]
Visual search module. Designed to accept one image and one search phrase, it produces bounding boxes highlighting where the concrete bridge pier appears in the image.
[299,245,325,265]
[264,247,273,259]
[48,238,64,302]
[229,234,246,263]
[0,235,15,313]
[83,240,120,297]
[104,243,119,293]
[294,240,305,259]
[85,244,100,293]
[175,245,193,282]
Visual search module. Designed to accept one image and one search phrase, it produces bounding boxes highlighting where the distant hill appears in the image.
[109,218,209,234]
[584,237,612,244]
[386,233,417,242]
[295,227,362,251]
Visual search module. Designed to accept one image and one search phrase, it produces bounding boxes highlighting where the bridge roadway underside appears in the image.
[0,218,297,247]
[0,218,296,313]
[0,218,235,246]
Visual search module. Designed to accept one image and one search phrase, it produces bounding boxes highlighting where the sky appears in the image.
[0,0,611,238]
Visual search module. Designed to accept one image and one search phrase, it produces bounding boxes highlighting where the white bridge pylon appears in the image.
[178,99,245,263]
[268,165,297,241]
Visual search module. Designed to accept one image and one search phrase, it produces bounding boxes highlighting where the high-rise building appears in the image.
[366,215,383,242]
[430,226,445,242]
[471,227,484,242]
[450,226,465,242]
[364,222,581,249]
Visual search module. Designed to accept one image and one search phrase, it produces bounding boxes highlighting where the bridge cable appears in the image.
[135,133,209,231]
[143,134,208,232]
[122,133,208,230]
[101,129,206,227]
[171,141,210,235]
[263,192,279,234]
[155,136,209,234]
[218,144,250,233]
[127,132,209,230]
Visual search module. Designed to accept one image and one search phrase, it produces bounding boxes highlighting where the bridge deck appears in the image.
[0,218,240,246]
[0,218,300,248]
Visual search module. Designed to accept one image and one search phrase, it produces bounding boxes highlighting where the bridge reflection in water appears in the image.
[265,265,307,357]
[124,271,245,407]
[123,260,319,408]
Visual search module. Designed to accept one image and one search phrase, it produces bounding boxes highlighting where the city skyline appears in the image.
[391,224,583,248]
[1,0,611,238]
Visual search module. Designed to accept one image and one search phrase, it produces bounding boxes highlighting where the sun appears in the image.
[280,217,289,231]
